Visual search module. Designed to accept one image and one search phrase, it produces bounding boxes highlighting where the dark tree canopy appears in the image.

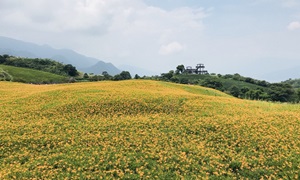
[161,70,174,80]
[200,77,223,91]
[120,71,132,80]
[102,71,109,76]
[134,74,140,79]
[176,65,185,74]
[63,64,79,77]
[229,86,240,97]
[269,83,295,102]
[113,71,132,81]
[0,55,7,64]
[83,73,89,79]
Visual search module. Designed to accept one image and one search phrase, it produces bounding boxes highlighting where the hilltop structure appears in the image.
[185,64,208,75]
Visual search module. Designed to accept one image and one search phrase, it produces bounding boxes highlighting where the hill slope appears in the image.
[0,80,299,179]
[0,65,68,83]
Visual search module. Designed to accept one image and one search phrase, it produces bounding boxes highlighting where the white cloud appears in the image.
[0,0,206,40]
[0,0,140,33]
[287,21,300,30]
[159,42,185,55]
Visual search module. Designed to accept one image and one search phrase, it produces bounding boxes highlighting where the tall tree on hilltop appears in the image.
[176,64,185,74]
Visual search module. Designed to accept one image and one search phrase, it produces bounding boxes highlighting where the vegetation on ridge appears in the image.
[159,64,300,103]
[1,54,300,103]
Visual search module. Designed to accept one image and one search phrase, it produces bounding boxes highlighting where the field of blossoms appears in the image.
[0,80,299,179]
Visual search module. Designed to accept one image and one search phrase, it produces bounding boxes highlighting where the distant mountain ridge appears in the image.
[260,66,300,83]
[0,36,121,75]
[238,58,300,82]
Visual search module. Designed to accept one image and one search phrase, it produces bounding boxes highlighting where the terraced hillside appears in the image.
[0,80,299,179]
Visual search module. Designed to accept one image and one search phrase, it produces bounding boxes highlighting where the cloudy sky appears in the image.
[1,0,300,80]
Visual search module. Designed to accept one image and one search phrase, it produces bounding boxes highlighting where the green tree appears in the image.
[297,88,300,102]
[245,90,255,100]
[113,71,132,81]
[176,65,185,74]
[179,78,189,84]
[229,86,240,97]
[134,74,140,79]
[0,55,6,64]
[83,73,89,79]
[245,77,255,84]
[233,73,241,81]
[120,71,132,80]
[269,83,295,102]
[257,80,269,87]
[102,71,108,76]
[102,71,112,80]
[200,77,223,91]
[241,87,249,94]
[223,74,233,79]
[170,76,179,83]
[161,70,174,81]
[113,74,122,81]
[63,64,79,76]
[3,54,10,59]
[258,92,270,100]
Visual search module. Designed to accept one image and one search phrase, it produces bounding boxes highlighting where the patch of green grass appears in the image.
[0,65,68,84]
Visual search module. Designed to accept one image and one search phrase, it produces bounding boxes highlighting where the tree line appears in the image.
[78,71,133,81]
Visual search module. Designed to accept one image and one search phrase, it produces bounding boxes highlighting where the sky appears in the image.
[0,0,300,80]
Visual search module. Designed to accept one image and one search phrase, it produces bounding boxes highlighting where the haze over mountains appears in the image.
[237,58,300,82]
[0,36,120,75]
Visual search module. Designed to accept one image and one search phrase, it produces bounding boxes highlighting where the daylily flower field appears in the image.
[0,80,299,179]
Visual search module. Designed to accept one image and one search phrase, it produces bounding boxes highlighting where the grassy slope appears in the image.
[0,65,68,84]
[0,80,299,179]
